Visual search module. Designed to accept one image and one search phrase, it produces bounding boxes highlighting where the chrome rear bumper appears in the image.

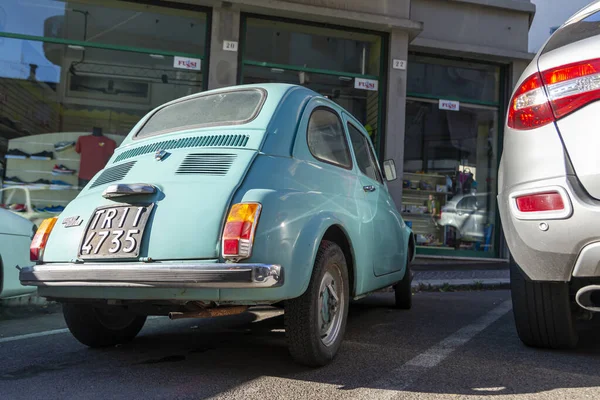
[19,263,283,289]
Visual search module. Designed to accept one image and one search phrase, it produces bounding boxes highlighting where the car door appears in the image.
[344,117,405,276]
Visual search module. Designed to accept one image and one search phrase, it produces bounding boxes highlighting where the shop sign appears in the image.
[439,99,460,111]
[223,40,238,52]
[174,56,201,71]
[354,78,378,91]
[393,59,407,70]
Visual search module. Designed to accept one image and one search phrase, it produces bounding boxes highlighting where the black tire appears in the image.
[394,257,412,310]
[510,258,578,349]
[285,240,349,367]
[63,303,147,348]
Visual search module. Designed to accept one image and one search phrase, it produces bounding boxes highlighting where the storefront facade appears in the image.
[0,0,535,260]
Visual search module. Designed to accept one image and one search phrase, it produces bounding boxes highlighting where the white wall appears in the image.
[529,0,593,53]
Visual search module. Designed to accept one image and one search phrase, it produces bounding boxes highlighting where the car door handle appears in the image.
[363,185,376,192]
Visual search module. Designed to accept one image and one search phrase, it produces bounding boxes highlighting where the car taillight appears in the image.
[515,192,565,212]
[507,72,555,130]
[542,59,600,119]
[30,217,58,261]
[508,58,600,130]
[222,203,261,260]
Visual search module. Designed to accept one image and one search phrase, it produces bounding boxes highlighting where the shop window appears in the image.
[0,37,204,217]
[407,55,500,105]
[1,0,207,56]
[347,123,382,183]
[307,108,352,169]
[245,18,381,76]
[403,99,499,255]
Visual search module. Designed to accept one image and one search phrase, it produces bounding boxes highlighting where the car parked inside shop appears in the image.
[20,83,415,367]
[498,0,600,349]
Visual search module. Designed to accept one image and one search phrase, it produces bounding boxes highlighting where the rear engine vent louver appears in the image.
[90,161,136,188]
[176,154,236,176]
[113,134,249,163]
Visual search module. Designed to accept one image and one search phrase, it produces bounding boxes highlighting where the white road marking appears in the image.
[348,299,513,399]
[0,316,164,344]
[0,328,69,344]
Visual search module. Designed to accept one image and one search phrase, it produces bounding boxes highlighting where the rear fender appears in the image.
[231,187,357,299]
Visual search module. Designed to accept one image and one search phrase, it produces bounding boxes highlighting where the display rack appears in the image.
[401,172,451,248]
[1,132,124,213]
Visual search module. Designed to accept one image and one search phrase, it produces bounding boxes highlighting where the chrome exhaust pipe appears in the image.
[575,285,600,312]
[168,305,248,320]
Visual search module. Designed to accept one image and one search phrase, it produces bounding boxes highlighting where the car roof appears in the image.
[564,0,600,26]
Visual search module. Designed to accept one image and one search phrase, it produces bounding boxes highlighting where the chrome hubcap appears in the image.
[318,268,344,347]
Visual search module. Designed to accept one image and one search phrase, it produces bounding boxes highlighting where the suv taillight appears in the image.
[508,58,600,130]
[222,203,261,261]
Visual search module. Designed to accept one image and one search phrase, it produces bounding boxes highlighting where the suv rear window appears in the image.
[135,89,266,138]
[542,10,600,55]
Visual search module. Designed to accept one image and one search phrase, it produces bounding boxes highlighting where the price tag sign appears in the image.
[354,78,379,91]
[223,41,239,52]
[393,59,407,70]
[174,56,201,71]
[439,99,460,112]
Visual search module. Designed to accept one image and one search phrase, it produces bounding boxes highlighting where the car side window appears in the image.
[458,196,477,210]
[347,123,383,183]
[307,108,352,169]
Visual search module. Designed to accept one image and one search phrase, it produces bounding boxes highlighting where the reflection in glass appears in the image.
[403,100,498,253]
[245,18,382,76]
[0,0,207,55]
[407,55,500,104]
[0,37,203,143]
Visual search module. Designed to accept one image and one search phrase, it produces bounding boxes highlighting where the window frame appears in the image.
[347,121,383,184]
[306,106,353,171]
[133,88,268,140]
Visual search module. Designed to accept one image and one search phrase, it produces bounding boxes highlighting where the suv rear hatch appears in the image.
[536,3,600,199]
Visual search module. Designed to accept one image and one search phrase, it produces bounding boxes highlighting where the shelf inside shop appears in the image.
[403,172,447,179]
[402,189,450,196]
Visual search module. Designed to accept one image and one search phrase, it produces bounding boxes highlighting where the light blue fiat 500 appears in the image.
[20,84,415,366]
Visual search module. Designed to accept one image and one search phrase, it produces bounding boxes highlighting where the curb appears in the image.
[0,293,48,308]
[411,279,510,292]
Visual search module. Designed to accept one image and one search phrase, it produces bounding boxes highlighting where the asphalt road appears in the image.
[1,290,599,399]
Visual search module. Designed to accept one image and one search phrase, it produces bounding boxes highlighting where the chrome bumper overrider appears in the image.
[19,263,283,289]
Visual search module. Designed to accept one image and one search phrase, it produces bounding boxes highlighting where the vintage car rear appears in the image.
[20,85,313,302]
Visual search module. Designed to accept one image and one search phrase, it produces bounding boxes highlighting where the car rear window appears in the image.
[135,89,266,138]
[542,9,600,55]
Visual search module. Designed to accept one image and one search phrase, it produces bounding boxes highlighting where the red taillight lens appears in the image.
[509,59,600,131]
[515,192,565,212]
[30,217,58,261]
[542,59,600,119]
[222,203,261,260]
[508,72,555,130]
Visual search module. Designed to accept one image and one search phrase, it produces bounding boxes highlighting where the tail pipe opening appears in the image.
[575,285,600,312]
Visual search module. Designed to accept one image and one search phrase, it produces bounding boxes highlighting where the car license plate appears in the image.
[78,204,154,259]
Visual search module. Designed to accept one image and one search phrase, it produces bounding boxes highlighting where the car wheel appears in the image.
[63,303,147,348]
[285,240,349,367]
[510,258,578,349]
[394,256,412,310]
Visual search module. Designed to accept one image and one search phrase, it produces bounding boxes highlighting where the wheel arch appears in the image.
[321,224,356,297]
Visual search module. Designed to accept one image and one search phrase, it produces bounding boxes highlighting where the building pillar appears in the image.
[207,6,241,90]
[383,29,410,210]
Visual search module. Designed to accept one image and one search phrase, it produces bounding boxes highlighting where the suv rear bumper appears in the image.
[498,175,600,282]
[19,263,283,289]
